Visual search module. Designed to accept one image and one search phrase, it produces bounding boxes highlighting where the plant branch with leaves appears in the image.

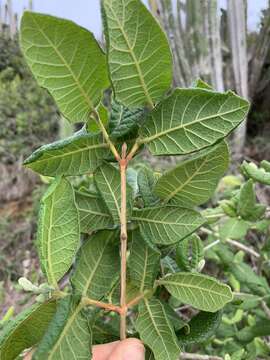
[0,1,250,359]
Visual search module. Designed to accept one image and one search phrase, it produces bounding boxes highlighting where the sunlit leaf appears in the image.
[140,88,249,155]
[102,0,172,108]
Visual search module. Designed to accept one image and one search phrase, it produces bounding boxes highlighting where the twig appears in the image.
[180,353,223,360]
[81,297,122,314]
[119,143,128,340]
[201,227,260,258]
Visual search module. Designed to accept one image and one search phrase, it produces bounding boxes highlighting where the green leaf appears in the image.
[241,161,270,186]
[132,206,204,245]
[20,12,109,123]
[154,141,229,206]
[94,162,133,224]
[162,302,189,332]
[87,103,109,133]
[71,230,120,298]
[219,218,250,240]
[0,300,57,360]
[136,298,181,360]
[33,297,92,360]
[24,132,110,176]
[37,177,80,286]
[237,179,266,221]
[101,0,172,108]
[178,310,222,345]
[139,88,249,155]
[109,99,144,138]
[137,166,159,206]
[159,272,233,312]
[75,191,113,233]
[128,229,160,292]
[176,234,204,272]
[236,320,270,344]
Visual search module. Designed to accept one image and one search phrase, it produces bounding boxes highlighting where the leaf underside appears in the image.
[21,12,109,123]
[140,88,249,155]
[102,0,173,108]
[136,298,181,360]
[71,230,120,298]
[37,177,80,286]
[154,141,229,207]
[132,206,204,245]
[159,273,233,312]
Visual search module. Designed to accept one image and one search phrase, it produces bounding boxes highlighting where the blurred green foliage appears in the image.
[0,34,59,164]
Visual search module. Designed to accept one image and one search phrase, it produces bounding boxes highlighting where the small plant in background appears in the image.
[0,0,251,359]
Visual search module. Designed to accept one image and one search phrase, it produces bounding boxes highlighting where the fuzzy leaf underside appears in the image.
[178,310,222,345]
[37,177,80,286]
[137,166,159,206]
[24,132,110,176]
[140,88,249,155]
[109,99,144,138]
[136,298,181,360]
[132,206,204,245]
[102,0,173,108]
[159,273,233,312]
[0,301,57,360]
[33,297,92,360]
[128,229,160,292]
[154,141,229,207]
[75,191,114,233]
[71,230,120,298]
[94,162,133,224]
[20,12,109,123]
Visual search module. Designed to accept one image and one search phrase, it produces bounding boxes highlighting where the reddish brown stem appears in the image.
[81,297,122,314]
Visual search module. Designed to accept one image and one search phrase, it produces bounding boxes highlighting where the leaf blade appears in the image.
[20,12,109,123]
[159,273,233,312]
[71,230,120,298]
[154,141,229,206]
[132,206,204,245]
[140,88,249,155]
[136,298,181,360]
[38,177,80,286]
[102,0,173,108]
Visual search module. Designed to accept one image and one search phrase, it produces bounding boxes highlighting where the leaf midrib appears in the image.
[141,104,248,143]
[107,3,154,108]
[31,15,95,112]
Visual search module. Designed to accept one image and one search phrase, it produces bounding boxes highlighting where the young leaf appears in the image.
[94,162,133,224]
[24,132,111,176]
[241,160,270,186]
[101,0,173,108]
[109,99,144,138]
[178,310,222,345]
[194,79,214,90]
[159,272,233,312]
[219,218,250,240]
[0,300,57,360]
[237,179,266,221]
[71,230,120,298]
[137,166,159,206]
[20,12,109,124]
[33,297,92,360]
[128,229,160,292]
[75,191,114,233]
[38,177,80,286]
[176,234,204,272]
[136,298,181,360]
[139,88,249,155]
[132,206,204,245]
[154,141,229,206]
